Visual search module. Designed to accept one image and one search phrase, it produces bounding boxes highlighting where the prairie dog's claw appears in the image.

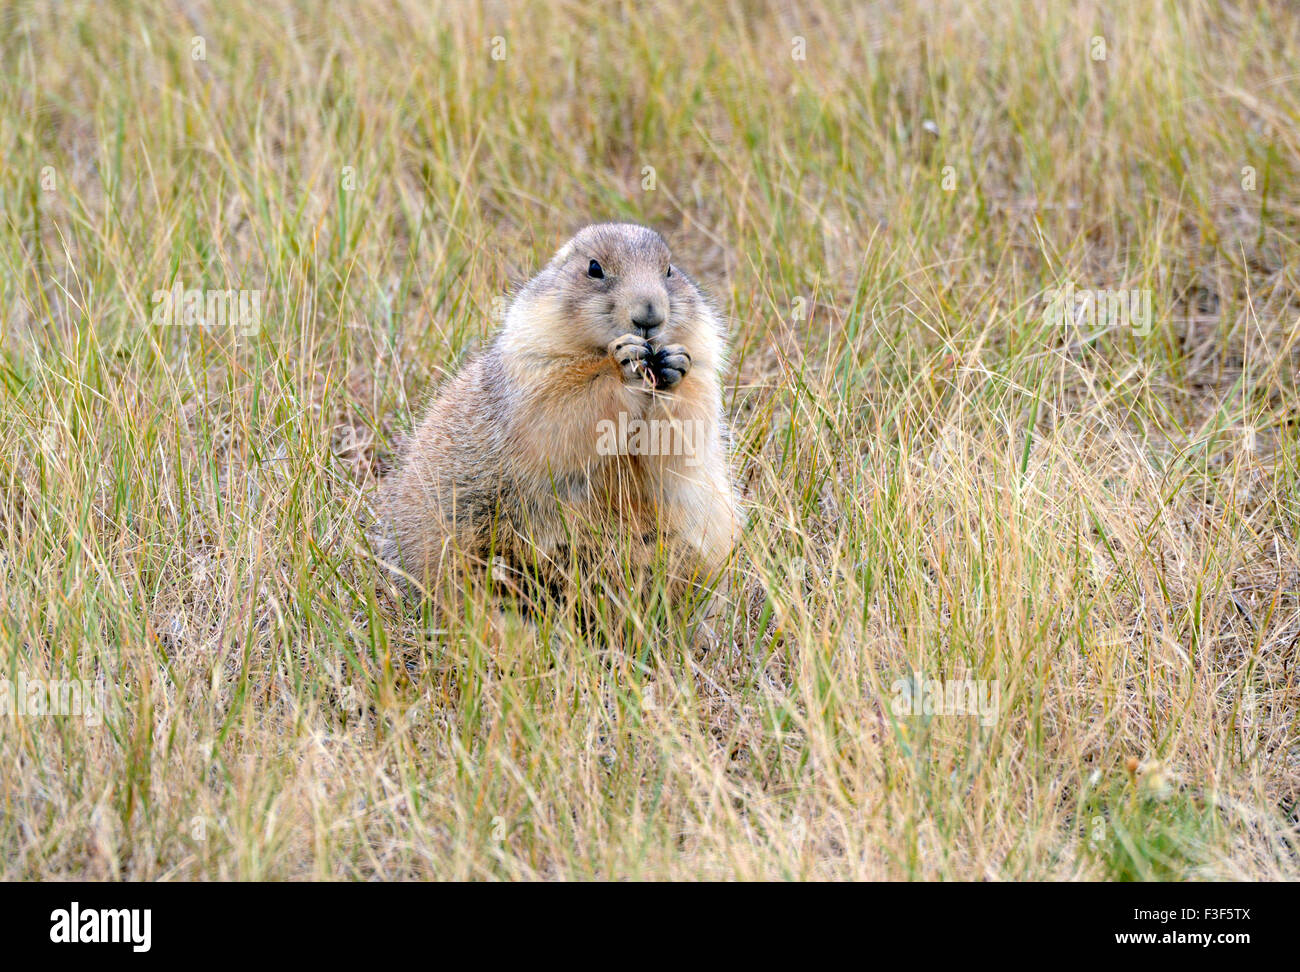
[648,344,691,389]
[608,333,653,383]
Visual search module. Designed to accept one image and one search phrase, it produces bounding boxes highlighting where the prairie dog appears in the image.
[378,223,741,604]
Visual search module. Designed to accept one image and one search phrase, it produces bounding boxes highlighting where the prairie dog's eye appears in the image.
[588,259,604,279]
[666,265,673,278]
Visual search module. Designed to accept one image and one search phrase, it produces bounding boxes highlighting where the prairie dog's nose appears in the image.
[631,300,665,331]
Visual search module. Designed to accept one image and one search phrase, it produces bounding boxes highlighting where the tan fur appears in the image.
[378,223,741,604]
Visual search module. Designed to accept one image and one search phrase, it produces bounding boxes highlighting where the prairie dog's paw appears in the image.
[608,333,652,383]
[648,344,691,389]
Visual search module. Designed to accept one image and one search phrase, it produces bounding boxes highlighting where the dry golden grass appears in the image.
[1,0,1298,879]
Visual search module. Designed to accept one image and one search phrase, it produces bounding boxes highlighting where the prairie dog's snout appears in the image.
[624,276,668,336]
[600,265,670,340]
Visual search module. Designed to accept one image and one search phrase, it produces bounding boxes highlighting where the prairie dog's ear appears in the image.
[549,225,603,266]
[549,240,575,265]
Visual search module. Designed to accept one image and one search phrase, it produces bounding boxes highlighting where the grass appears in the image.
[1,0,1298,880]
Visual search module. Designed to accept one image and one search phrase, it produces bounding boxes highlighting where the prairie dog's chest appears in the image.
[536,455,657,528]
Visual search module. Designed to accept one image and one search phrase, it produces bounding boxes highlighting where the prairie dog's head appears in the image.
[502,223,721,366]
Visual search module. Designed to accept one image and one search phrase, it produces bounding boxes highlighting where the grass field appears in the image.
[1,0,1298,880]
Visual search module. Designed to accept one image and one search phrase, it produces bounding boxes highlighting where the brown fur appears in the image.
[377,223,741,605]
